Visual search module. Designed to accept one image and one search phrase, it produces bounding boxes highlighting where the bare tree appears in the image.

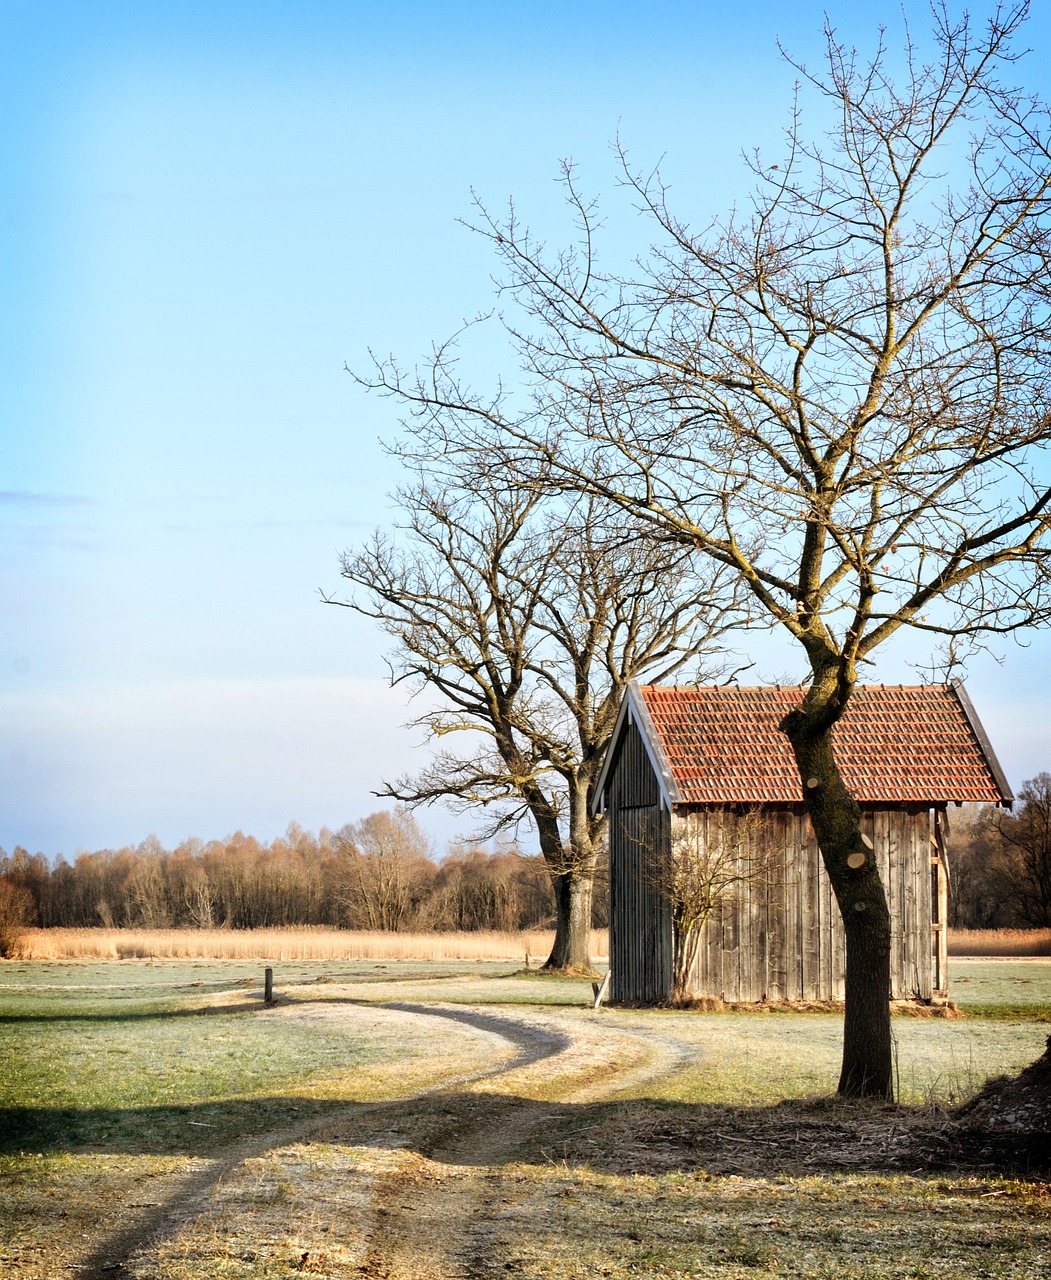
[360,6,1051,1093]
[990,774,1051,926]
[950,782,1051,927]
[945,807,1005,929]
[0,871,34,958]
[333,809,436,932]
[432,843,553,932]
[331,468,741,971]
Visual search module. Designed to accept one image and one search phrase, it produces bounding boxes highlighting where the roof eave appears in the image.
[632,683,682,811]
[950,679,1015,807]
[591,681,682,816]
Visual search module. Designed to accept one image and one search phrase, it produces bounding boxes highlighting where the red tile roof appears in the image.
[637,683,1010,806]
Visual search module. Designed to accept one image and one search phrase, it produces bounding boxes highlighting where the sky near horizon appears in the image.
[3,1,1051,859]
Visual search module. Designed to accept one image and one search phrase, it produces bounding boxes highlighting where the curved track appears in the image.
[76,999,698,1279]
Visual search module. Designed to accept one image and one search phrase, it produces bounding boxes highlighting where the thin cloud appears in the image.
[0,490,94,507]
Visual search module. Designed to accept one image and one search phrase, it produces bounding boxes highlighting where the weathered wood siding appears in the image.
[682,806,934,1002]
[931,809,949,998]
[605,715,672,1003]
[604,717,938,1004]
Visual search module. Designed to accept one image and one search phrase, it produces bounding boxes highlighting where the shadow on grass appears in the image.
[2,1000,575,1159]
[0,999,264,1025]
[15,1084,1050,1280]
[1,1096,348,1157]
[6,1087,1048,1177]
[8,994,1047,1280]
[7,997,1048,1175]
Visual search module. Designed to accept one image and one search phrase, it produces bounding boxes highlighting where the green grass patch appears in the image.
[576,1006,1049,1108]
[0,965,510,1158]
[947,959,1051,1019]
[3,958,1048,1280]
[302,961,599,1005]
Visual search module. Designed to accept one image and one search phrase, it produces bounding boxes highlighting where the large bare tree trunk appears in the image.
[782,693,894,1100]
[545,869,594,971]
[538,790,596,973]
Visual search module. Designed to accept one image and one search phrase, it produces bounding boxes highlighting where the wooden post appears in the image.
[264,967,274,1006]
[592,969,611,1010]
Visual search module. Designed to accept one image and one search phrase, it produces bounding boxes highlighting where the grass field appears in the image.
[2,957,1049,1278]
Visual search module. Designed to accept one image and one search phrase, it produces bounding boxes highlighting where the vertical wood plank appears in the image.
[932,807,949,999]
[769,812,788,1001]
[901,811,918,997]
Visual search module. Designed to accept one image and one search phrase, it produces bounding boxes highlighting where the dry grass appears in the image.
[10,925,1047,964]
[12,926,610,964]
[3,961,1049,1279]
[12,925,1048,963]
[948,928,1051,957]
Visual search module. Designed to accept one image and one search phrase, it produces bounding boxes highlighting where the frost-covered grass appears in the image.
[491,1164,1051,1280]
[1,958,1049,1279]
[947,958,1051,1019]
[0,965,520,1158]
[576,1005,1047,1108]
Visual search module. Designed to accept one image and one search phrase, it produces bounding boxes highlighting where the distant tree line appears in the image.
[5,773,1048,947]
[0,809,610,943]
[949,775,1051,930]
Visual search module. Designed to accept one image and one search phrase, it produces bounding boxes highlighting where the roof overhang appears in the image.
[592,679,1013,814]
[950,679,1014,807]
[591,680,682,817]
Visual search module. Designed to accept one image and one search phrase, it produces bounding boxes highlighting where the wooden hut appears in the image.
[593,682,1012,1005]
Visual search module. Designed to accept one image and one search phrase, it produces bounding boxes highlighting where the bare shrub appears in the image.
[647,809,780,1002]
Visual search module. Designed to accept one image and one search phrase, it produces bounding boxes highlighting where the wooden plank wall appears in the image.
[931,809,949,998]
[609,806,672,1002]
[606,716,673,1003]
[604,716,938,1004]
[680,806,933,1002]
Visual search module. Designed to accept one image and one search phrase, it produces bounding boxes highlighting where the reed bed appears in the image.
[10,926,1046,962]
[13,926,610,963]
[947,927,1051,957]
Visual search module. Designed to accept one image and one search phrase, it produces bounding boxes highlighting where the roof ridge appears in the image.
[640,681,952,693]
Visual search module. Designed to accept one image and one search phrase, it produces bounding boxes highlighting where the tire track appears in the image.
[74,1002,569,1278]
[352,1006,698,1279]
[85,1002,698,1279]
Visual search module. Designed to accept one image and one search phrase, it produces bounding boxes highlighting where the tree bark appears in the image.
[533,778,598,972]
[544,868,594,971]
[527,787,595,972]
[782,691,894,1100]
[671,909,704,1003]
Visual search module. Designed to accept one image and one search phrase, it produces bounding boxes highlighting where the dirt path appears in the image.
[350,1006,695,1280]
[75,1001,695,1279]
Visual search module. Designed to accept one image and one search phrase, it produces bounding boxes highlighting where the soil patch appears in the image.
[553,1034,1051,1181]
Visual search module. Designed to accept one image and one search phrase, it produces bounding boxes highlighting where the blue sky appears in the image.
[3,1,1051,858]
